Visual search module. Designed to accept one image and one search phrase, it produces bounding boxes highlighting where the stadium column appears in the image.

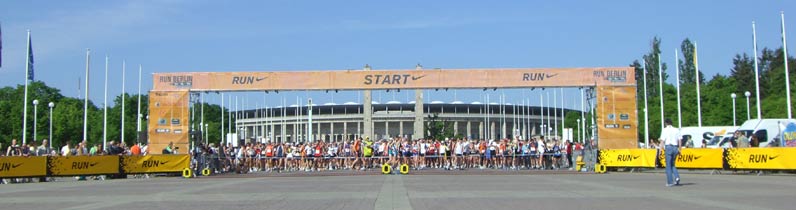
[467,121,472,140]
[479,121,484,139]
[330,122,334,142]
[413,65,424,140]
[414,89,424,140]
[363,65,374,140]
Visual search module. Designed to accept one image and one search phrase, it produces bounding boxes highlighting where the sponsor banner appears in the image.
[598,149,657,168]
[122,155,190,174]
[596,86,639,149]
[725,148,796,170]
[658,148,723,169]
[783,123,796,147]
[0,156,47,178]
[49,156,120,176]
[149,90,190,154]
[152,67,635,91]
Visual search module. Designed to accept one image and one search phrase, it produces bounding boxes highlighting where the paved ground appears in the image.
[1,170,795,210]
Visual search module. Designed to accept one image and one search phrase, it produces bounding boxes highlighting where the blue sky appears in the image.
[0,0,793,111]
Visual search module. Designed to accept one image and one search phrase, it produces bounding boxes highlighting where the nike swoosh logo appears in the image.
[694,156,702,160]
[11,163,23,168]
[160,161,169,165]
[632,155,640,160]
[256,77,267,81]
[769,155,779,160]
[411,75,426,80]
[89,162,98,167]
[545,73,559,78]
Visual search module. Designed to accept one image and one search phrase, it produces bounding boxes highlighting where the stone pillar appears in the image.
[363,65,373,139]
[343,122,348,141]
[399,120,404,138]
[454,121,459,136]
[479,121,484,140]
[317,121,321,142]
[330,122,335,142]
[467,121,472,139]
[490,121,496,140]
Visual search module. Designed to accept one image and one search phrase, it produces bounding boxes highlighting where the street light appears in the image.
[576,119,581,143]
[744,91,751,120]
[731,93,737,126]
[205,123,209,145]
[33,99,39,142]
[48,102,55,151]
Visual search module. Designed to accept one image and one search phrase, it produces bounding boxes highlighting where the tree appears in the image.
[642,37,669,96]
[679,39,705,85]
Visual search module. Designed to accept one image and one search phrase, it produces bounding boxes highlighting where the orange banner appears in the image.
[152,67,635,91]
[596,86,639,149]
[148,90,190,154]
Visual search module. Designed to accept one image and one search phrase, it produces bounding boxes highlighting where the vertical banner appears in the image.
[783,122,796,147]
[596,86,638,149]
[0,156,47,178]
[48,156,120,176]
[121,155,190,173]
[148,90,190,154]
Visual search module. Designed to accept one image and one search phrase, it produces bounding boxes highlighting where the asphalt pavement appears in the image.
[1,170,794,210]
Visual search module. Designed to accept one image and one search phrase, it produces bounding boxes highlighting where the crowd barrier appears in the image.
[0,155,190,179]
[598,147,796,170]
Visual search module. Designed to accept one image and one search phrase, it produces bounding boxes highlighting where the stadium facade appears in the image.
[234,91,578,143]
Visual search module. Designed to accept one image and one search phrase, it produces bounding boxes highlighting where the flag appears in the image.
[27,34,34,80]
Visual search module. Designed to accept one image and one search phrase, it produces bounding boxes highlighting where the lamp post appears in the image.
[205,123,209,145]
[731,93,737,126]
[33,100,39,142]
[744,91,751,120]
[576,119,581,143]
[48,102,55,151]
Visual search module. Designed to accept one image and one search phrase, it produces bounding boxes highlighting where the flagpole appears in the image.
[136,64,142,141]
[675,49,682,128]
[643,60,649,147]
[561,88,565,140]
[201,92,205,144]
[121,60,126,145]
[103,55,108,148]
[782,11,792,119]
[694,42,703,127]
[22,30,30,145]
[753,22,762,119]
[580,88,585,143]
[221,92,225,144]
[83,49,90,142]
[658,53,665,131]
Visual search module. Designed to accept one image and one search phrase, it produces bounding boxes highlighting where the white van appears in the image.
[736,119,796,147]
[677,126,737,148]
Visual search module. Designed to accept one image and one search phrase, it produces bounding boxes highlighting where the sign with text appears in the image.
[122,155,190,174]
[598,149,657,168]
[48,156,120,176]
[0,156,47,178]
[724,148,796,170]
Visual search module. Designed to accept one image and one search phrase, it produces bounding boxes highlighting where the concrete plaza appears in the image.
[0,171,793,210]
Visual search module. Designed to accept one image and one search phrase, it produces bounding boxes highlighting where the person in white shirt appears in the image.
[659,119,681,187]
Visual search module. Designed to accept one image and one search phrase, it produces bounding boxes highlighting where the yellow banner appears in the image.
[0,156,47,178]
[725,148,796,170]
[122,155,190,173]
[49,156,120,176]
[598,149,657,168]
[659,148,724,169]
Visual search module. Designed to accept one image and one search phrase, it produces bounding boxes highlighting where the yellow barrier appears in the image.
[659,148,724,169]
[725,148,796,170]
[49,156,120,176]
[182,168,192,178]
[121,154,191,174]
[598,149,657,168]
[400,164,409,174]
[382,164,391,174]
[0,156,47,178]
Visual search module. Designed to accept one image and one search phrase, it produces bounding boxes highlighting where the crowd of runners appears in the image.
[193,136,585,174]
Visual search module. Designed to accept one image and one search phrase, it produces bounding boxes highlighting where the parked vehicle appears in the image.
[736,119,796,147]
